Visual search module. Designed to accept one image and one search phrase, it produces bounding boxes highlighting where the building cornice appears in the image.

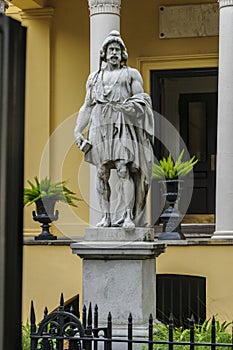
[20,7,54,20]
[219,0,233,8]
[88,0,121,15]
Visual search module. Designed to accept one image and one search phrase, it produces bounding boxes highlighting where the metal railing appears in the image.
[30,294,233,350]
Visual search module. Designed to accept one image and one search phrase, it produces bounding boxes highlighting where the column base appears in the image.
[212,230,233,239]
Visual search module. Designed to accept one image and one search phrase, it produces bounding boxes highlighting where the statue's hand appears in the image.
[75,132,85,148]
[114,102,136,116]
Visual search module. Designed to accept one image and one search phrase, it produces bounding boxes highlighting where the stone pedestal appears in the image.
[71,228,166,348]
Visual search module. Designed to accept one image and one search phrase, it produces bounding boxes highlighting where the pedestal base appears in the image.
[160,208,185,240]
[212,230,233,239]
[111,324,148,350]
[71,228,166,329]
[84,227,154,242]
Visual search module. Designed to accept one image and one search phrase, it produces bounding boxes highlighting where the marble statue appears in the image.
[74,31,154,228]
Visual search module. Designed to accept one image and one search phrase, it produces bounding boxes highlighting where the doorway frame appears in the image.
[136,54,218,225]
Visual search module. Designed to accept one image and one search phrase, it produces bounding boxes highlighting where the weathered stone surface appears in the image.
[159,3,218,39]
[71,239,166,326]
[84,227,154,242]
[74,31,154,228]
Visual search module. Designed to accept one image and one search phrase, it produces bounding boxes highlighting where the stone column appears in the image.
[87,0,121,225]
[212,0,233,239]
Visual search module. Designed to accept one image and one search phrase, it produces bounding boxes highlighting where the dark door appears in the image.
[179,93,217,214]
[150,68,218,224]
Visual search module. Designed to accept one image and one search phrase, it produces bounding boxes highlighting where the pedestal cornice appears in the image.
[20,7,54,20]
[71,241,166,260]
[219,0,233,9]
[88,0,121,15]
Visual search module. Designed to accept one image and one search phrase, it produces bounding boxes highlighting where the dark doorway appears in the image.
[156,274,206,328]
[179,93,217,214]
[151,68,218,224]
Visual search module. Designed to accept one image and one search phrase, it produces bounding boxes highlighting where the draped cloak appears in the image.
[84,66,154,226]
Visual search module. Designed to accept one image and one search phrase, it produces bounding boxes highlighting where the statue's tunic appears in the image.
[85,66,154,225]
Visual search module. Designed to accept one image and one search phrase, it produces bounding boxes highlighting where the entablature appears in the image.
[10,0,48,10]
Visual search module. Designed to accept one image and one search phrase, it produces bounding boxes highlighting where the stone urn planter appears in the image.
[32,198,59,240]
[24,176,81,240]
[152,150,198,240]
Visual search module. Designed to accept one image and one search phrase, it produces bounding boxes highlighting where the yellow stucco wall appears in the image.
[21,0,90,237]
[22,245,82,322]
[121,0,218,67]
[157,244,233,322]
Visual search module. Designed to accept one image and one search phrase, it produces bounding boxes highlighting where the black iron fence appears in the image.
[30,294,233,349]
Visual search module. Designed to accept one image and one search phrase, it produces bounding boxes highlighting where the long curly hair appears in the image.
[99,30,128,71]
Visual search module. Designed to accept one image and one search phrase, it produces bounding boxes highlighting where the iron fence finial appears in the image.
[88,302,92,326]
[30,300,36,325]
[44,306,48,318]
[60,292,64,307]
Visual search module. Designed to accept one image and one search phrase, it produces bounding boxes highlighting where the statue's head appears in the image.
[100,31,128,66]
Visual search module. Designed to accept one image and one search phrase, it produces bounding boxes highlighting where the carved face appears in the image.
[106,42,122,67]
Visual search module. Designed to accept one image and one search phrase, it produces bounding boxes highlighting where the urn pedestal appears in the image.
[159,180,185,240]
[33,199,58,240]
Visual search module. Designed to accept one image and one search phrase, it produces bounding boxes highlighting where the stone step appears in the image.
[154,224,215,238]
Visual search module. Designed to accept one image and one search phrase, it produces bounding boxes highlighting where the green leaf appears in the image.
[23,177,82,207]
[152,151,198,180]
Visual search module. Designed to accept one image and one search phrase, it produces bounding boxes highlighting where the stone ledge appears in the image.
[154,224,215,236]
[71,241,166,260]
[23,236,233,246]
[157,238,233,245]
[23,236,82,246]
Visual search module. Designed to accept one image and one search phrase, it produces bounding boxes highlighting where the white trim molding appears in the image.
[88,0,121,15]
[137,53,219,93]
[20,7,54,20]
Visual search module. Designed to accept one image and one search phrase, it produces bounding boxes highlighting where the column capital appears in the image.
[219,0,233,9]
[88,0,121,16]
[20,7,54,21]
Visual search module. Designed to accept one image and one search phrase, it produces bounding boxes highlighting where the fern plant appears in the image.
[142,318,232,350]
[24,176,81,207]
[22,322,30,350]
[152,150,198,180]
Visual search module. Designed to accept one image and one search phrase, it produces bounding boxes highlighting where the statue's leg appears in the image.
[96,165,111,227]
[112,161,135,229]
